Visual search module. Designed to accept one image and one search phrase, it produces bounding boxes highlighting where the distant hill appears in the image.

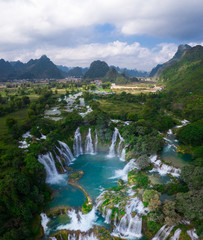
[66,67,83,77]
[84,60,109,79]
[0,55,63,80]
[103,67,138,84]
[159,45,203,93]
[0,59,15,79]
[57,65,70,73]
[111,66,148,77]
[150,44,192,79]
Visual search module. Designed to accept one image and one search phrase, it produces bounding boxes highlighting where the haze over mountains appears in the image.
[0,56,148,81]
[0,44,202,83]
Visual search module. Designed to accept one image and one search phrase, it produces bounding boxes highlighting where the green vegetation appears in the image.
[84,60,109,79]
[128,171,150,188]
[0,44,202,239]
[81,200,93,214]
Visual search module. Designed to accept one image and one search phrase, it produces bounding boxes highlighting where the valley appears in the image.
[0,45,202,240]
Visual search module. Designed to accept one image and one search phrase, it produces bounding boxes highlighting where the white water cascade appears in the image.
[58,141,75,164]
[57,207,97,232]
[40,213,50,235]
[73,127,83,157]
[152,225,174,240]
[120,148,126,161]
[111,158,138,181]
[113,214,142,239]
[108,128,119,157]
[97,191,148,239]
[149,155,181,177]
[38,152,64,184]
[108,128,125,160]
[187,229,199,240]
[170,228,181,240]
[55,153,66,172]
[78,233,98,240]
[95,133,98,153]
[85,128,94,154]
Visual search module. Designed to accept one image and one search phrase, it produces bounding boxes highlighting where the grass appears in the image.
[98,99,141,115]
[0,108,28,137]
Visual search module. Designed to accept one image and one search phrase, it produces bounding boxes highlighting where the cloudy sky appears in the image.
[0,0,203,71]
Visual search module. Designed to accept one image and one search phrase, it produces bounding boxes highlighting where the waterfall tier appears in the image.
[85,128,94,154]
[94,133,98,154]
[108,127,126,160]
[57,207,97,232]
[73,127,83,157]
[40,213,50,235]
[111,158,138,181]
[152,225,174,240]
[58,140,75,165]
[38,152,64,184]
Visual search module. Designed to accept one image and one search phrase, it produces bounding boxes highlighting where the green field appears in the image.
[98,99,141,115]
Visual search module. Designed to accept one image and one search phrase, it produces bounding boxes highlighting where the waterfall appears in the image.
[40,213,50,235]
[55,153,66,172]
[111,158,138,181]
[57,207,97,232]
[113,214,142,239]
[78,233,98,240]
[120,147,126,161]
[73,127,83,157]
[108,128,119,157]
[104,208,112,224]
[108,127,125,160]
[58,141,75,164]
[170,228,181,240]
[68,234,76,240]
[117,136,124,156]
[152,225,174,240]
[98,194,148,239]
[149,155,181,177]
[187,229,199,240]
[95,133,98,153]
[85,128,94,154]
[38,152,64,184]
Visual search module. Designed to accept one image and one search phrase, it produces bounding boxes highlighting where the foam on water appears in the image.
[57,207,97,232]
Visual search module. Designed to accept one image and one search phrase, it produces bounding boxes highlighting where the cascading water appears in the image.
[85,128,94,154]
[38,152,64,184]
[149,155,181,177]
[104,208,112,224]
[170,228,181,240]
[55,153,66,172]
[40,213,50,235]
[108,128,125,160]
[58,140,75,164]
[117,135,124,156]
[108,128,119,157]
[57,207,97,232]
[113,214,142,239]
[187,229,199,240]
[95,133,98,153]
[97,190,148,239]
[152,225,174,240]
[73,127,83,157]
[111,158,138,181]
[120,147,126,161]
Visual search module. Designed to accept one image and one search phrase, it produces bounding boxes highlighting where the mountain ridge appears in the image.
[150,44,192,79]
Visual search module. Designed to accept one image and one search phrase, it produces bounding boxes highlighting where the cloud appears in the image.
[0,0,202,46]
[0,41,178,71]
[0,0,202,70]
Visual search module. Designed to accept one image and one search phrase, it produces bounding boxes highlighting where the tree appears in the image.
[136,155,150,169]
